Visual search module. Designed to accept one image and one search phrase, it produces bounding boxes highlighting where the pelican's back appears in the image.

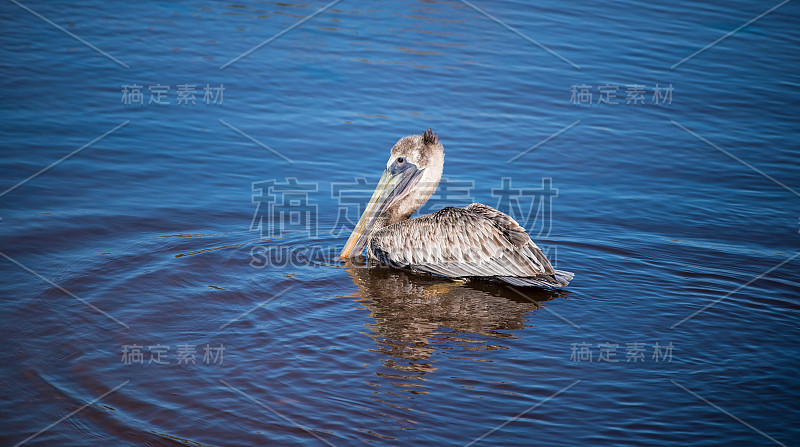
[368,204,573,287]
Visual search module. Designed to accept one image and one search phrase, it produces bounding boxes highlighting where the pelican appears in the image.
[340,129,574,288]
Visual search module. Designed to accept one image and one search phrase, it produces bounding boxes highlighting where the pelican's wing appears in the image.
[370,204,571,286]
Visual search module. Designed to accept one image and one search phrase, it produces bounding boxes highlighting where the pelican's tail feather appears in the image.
[553,269,574,285]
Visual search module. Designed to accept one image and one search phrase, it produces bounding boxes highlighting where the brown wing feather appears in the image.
[368,205,556,280]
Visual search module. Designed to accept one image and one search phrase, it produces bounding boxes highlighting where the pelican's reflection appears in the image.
[346,260,568,381]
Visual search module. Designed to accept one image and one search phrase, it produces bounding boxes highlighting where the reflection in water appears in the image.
[346,260,568,380]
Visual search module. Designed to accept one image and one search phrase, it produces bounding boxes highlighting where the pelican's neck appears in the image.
[385,176,439,226]
[387,155,443,225]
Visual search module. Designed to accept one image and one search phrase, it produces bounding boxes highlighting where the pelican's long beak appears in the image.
[340,164,423,258]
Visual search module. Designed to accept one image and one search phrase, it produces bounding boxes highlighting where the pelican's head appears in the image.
[340,129,445,258]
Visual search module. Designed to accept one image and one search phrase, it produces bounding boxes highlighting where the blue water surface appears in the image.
[1,0,798,445]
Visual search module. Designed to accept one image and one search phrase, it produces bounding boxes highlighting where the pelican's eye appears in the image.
[396,156,405,165]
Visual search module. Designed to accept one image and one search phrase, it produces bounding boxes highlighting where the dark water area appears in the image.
[1,0,799,445]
